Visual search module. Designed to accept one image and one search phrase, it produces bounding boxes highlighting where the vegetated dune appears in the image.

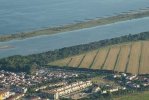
[49,58,71,67]
[114,44,131,72]
[127,42,141,74]
[139,41,149,74]
[91,48,110,69]
[79,50,98,68]
[49,41,149,75]
[102,46,120,70]
[68,54,85,67]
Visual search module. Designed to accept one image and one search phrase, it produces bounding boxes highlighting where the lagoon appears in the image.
[0,0,149,34]
[0,17,149,58]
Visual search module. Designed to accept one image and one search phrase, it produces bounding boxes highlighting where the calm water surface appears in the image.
[0,17,149,58]
[0,0,149,34]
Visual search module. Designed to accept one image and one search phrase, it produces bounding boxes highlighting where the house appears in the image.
[126,75,137,80]
[0,90,11,100]
[142,82,149,87]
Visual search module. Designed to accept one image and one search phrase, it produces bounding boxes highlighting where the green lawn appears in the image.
[114,91,149,100]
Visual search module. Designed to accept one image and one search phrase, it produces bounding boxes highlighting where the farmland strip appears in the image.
[139,41,149,74]
[49,58,71,67]
[91,48,109,69]
[103,47,121,70]
[113,46,122,71]
[127,42,141,74]
[68,55,84,67]
[138,42,143,74]
[89,50,100,69]
[125,43,132,73]
[101,48,111,70]
[77,55,86,68]
[115,44,131,72]
[79,51,97,68]
[66,58,73,67]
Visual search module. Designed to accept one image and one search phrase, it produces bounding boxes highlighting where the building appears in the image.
[0,90,9,100]
[7,93,25,100]
[42,81,92,100]
[0,90,11,100]
[35,82,67,92]
[126,75,137,80]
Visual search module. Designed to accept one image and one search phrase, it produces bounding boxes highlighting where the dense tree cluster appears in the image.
[0,32,149,73]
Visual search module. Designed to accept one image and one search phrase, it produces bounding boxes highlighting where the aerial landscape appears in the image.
[0,0,149,100]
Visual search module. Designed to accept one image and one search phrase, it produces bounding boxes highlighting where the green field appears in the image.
[114,91,149,100]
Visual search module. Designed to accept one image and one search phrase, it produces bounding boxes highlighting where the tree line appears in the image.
[0,31,149,73]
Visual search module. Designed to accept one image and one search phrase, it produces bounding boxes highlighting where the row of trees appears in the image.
[0,31,149,73]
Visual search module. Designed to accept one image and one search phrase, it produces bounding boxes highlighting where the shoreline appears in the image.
[1,9,149,42]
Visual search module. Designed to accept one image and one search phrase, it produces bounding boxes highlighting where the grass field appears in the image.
[114,91,149,100]
[48,41,149,75]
